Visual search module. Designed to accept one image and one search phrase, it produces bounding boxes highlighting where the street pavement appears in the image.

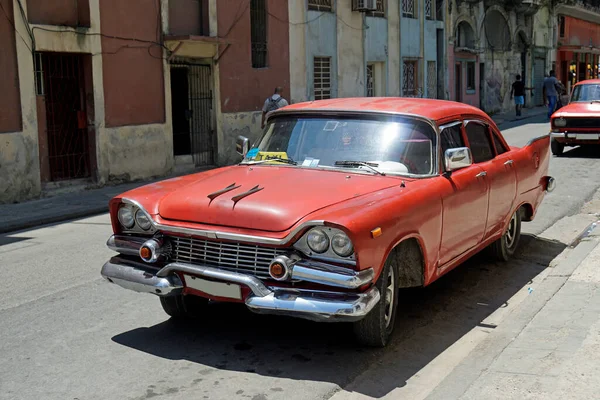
[2,113,600,400]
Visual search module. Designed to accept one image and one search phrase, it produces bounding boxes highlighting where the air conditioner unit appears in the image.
[353,0,377,12]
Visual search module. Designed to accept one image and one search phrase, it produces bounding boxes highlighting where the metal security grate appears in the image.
[366,0,385,18]
[308,0,332,11]
[425,0,433,20]
[402,0,415,18]
[367,64,374,97]
[169,236,286,280]
[403,60,417,96]
[314,57,331,100]
[427,61,436,99]
[250,0,268,68]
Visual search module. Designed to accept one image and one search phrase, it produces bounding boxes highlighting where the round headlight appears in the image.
[117,206,135,229]
[331,232,354,257]
[135,209,152,230]
[306,229,329,253]
[554,118,567,127]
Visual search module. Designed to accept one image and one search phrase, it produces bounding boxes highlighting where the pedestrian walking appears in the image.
[510,74,533,117]
[261,86,289,129]
[542,70,565,119]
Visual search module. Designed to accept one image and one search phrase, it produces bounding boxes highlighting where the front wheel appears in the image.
[490,208,522,262]
[160,294,208,318]
[353,257,399,347]
[551,138,564,156]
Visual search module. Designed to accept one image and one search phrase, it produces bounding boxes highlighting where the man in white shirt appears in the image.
[261,87,289,129]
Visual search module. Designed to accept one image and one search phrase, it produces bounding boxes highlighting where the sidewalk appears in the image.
[0,168,212,234]
[489,105,548,126]
[427,222,600,400]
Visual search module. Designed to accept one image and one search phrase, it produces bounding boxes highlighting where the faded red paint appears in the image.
[107,99,551,292]
[217,0,290,113]
[0,0,22,133]
[27,0,90,27]
[99,0,165,127]
[168,0,209,36]
[559,15,600,48]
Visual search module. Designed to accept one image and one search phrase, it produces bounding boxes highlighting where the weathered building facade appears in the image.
[447,0,554,113]
[0,0,290,203]
[554,0,600,94]
[288,0,445,102]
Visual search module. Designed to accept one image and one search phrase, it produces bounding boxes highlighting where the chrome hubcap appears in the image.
[504,212,518,249]
[384,267,395,327]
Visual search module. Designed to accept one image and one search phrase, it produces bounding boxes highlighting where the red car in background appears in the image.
[101,98,555,347]
[551,79,600,155]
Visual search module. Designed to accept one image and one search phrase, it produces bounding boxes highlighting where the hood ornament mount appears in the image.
[231,185,264,208]
[207,183,241,203]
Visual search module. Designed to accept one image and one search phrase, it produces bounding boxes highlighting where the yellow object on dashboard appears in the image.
[253,151,289,163]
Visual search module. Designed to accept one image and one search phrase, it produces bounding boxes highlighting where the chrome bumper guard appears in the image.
[101,258,380,322]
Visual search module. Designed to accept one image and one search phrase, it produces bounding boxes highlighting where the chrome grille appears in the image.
[168,236,285,279]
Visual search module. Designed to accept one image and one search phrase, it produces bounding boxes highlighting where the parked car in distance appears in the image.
[101,98,555,347]
[551,79,600,155]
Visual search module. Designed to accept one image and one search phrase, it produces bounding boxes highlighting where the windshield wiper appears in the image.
[243,157,297,165]
[334,161,386,176]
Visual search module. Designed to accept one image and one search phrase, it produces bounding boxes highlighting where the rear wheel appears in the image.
[160,294,208,318]
[490,208,522,262]
[551,138,564,156]
[353,257,399,347]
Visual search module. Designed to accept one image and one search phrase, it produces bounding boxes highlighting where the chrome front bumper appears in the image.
[101,258,380,322]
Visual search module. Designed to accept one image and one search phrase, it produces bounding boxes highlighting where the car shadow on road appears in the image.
[559,144,600,159]
[112,234,566,398]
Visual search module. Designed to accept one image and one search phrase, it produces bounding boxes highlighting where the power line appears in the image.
[0,1,32,52]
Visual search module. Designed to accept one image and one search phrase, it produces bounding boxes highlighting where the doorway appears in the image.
[40,52,91,181]
[455,63,462,102]
[170,62,215,166]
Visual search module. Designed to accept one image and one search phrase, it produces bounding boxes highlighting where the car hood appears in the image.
[554,102,600,117]
[158,166,403,232]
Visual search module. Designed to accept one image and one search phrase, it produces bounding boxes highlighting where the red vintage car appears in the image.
[551,79,600,155]
[101,98,555,347]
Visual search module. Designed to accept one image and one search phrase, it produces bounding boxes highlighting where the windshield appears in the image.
[571,84,600,102]
[241,115,437,176]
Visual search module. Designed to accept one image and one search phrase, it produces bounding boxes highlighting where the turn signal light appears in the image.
[269,262,286,279]
[140,246,152,260]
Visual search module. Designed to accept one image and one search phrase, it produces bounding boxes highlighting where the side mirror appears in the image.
[444,147,473,172]
[236,135,249,157]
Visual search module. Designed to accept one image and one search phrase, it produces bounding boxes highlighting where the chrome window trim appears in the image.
[527,134,550,146]
[121,198,325,246]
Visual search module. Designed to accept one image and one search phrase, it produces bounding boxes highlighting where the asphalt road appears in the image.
[2,115,600,400]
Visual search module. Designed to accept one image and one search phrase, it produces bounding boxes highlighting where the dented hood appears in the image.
[158,166,401,232]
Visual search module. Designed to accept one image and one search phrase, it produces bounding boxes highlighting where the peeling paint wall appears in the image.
[217,112,263,166]
[289,0,308,103]
[306,9,337,99]
[387,0,401,96]
[0,0,173,204]
[337,3,364,97]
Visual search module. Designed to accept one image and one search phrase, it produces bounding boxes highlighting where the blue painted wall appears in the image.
[365,16,388,62]
[306,11,337,99]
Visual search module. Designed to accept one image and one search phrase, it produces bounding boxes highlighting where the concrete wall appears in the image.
[387,0,401,96]
[0,0,21,133]
[306,10,337,99]
[337,3,364,97]
[0,0,174,203]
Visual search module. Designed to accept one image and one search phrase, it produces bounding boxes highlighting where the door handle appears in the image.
[504,160,514,166]
[476,171,487,178]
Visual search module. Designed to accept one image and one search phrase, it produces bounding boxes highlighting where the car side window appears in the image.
[465,122,494,163]
[492,133,508,155]
[440,124,465,155]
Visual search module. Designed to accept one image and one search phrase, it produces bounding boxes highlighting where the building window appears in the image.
[466,61,476,91]
[308,0,332,12]
[314,57,331,100]
[425,0,433,20]
[427,61,436,98]
[34,52,45,95]
[403,60,418,96]
[402,0,415,18]
[366,0,385,18]
[436,0,443,21]
[366,64,374,97]
[250,0,268,68]
[559,15,565,38]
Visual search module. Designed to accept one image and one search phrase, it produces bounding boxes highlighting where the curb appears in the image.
[0,206,109,235]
